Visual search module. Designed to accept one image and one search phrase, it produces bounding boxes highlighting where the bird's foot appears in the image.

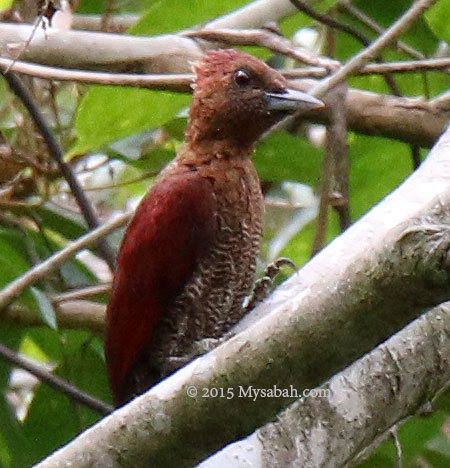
[161,356,191,375]
[163,332,235,375]
[244,257,297,312]
[190,332,234,356]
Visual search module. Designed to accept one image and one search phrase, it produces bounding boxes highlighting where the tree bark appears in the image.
[259,303,450,468]
[197,303,450,468]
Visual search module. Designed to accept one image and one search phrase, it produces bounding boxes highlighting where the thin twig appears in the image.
[0,341,112,415]
[296,0,420,169]
[312,140,332,255]
[289,0,370,46]
[390,427,403,468]
[325,16,350,230]
[288,0,405,96]
[0,56,448,94]
[309,0,439,98]
[184,28,339,70]
[0,212,131,311]
[3,300,106,335]
[335,57,450,75]
[338,0,425,60]
[100,0,115,31]
[327,83,350,231]
[60,170,158,193]
[73,13,139,32]
[0,58,193,91]
[0,71,117,270]
[311,82,350,253]
[4,14,45,73]
[51,284,111,303]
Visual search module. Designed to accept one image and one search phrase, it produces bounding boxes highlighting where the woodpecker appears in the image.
[105,49,323,406]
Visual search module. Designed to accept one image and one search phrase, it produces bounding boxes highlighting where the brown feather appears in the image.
[106,49,321,406]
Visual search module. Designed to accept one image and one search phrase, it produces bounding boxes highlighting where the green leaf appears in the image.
[0,0,13,12]
[76,0,105,14]
[129,0,247,35]
[352,0,437,55]
[136,148,175,173]
[0,327,23,394]
[21,340,109,466]
[32,204,87,240]
[0,234,29,284]
[0,234,33,308]
[253,131,322,185]
[425,0,450,44]
[58,260,98,289]
[21,381,83,467]
[280,0,339,37]
[426,434,450,460]
[0,396,29,468]
[29,288,58,330]
[359,404,450,467]
[349,134,412,219]
[69,87,190,157]
[22,328,63,363]
[278,210,341,268]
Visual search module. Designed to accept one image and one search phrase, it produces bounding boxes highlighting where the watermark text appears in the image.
[186,385,330,400]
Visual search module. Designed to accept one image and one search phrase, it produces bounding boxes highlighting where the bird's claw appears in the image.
[190,332,235,356]
[163,332,235,374]
[244,257,296,311]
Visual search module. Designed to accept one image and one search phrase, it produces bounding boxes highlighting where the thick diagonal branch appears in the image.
[259,303,450,467]
[32,120,450,468]
[200,302,450,468]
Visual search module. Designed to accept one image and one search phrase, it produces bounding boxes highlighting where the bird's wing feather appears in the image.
[105,170,217,401]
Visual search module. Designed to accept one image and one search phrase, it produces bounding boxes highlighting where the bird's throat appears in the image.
[178,138,254,167]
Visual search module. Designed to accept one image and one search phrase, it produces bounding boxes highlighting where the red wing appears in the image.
[105,171,216,402]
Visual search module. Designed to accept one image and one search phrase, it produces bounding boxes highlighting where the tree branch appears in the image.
[0,212,131,311]
[0,342,112,415]
[289,0,370,46]
[2,55,449,90]
[259,304,450,467]
[0,57,446,148]
[296,79,447,148]
[0,0,298,72]
[184,28,338,69]
[72,14,139,32]
[3,55,450,88]
[51,284,111,303]
[327,82,350,232]
[310,0,439,97]
[338,0,425,60]
[2,300,106,335]
[207,303,450,468]
[31,120,450,468]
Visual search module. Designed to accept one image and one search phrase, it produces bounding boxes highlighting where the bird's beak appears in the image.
[265,88,324,112]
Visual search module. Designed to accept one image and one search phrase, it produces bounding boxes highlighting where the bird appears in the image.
[105,48,323,407]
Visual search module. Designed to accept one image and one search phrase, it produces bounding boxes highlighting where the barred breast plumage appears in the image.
[125,155,263,396]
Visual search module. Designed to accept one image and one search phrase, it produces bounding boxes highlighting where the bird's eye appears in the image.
[233,69,252,87]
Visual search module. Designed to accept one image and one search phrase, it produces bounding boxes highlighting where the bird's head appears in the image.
[186,49,323,152]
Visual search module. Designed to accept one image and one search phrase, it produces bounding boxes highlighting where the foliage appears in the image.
[0,0,448,466]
